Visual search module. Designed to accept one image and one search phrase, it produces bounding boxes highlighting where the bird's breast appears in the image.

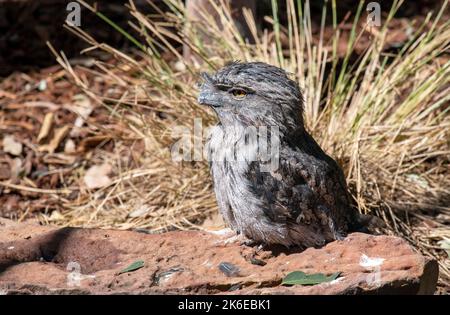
[206,125,259,170]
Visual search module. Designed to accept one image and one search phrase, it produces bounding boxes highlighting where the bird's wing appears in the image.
[245,144,354,232]
[282,149,351,214]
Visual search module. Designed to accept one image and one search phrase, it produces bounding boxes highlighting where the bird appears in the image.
[198,61,371,248]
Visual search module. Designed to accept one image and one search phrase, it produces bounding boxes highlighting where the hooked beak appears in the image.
[198,72,222,107]
[198,90,222,107]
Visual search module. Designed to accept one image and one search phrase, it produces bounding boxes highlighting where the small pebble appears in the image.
[228,284,242,291]
[250,257,267,266]
[37,80,47,91]
[219,262,240,277]
[154,267,184,285]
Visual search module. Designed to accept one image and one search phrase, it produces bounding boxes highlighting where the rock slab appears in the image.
[0,218,438,294]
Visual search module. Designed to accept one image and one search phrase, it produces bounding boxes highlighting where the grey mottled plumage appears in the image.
[198,61,366,248]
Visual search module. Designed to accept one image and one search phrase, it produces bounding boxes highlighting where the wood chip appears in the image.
[0,90,17,99]
[38,125,70,153]
[37,112,54,143]
[79,135,112,152]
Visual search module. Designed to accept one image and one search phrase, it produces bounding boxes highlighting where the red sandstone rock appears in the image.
[0,218,438,294]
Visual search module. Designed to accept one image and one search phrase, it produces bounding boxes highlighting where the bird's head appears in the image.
[198,62,304,133]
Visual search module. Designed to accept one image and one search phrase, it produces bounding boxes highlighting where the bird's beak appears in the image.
[198,90,209,106]
[198,90,221,107]
[198,72,221,107]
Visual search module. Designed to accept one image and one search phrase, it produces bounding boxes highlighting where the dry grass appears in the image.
[43,0,449,289]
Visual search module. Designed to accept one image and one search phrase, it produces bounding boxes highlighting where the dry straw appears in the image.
[48,0,449,288]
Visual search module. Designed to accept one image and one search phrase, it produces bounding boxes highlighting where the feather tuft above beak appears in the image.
[200,72,214,84]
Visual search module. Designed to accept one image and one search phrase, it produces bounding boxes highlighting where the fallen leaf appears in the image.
[37,112,54,143]
[83,163,112,189]
[3,135,22,156]
[119,260,145,274]
[282,271,340,286]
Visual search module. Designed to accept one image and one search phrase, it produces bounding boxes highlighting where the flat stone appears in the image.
[0,218,438,294]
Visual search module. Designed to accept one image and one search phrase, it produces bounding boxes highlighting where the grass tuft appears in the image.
[48,0,450,290]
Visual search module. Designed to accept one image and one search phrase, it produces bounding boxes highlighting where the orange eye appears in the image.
[231,89,247,99]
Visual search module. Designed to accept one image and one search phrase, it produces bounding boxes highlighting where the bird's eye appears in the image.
[231,88,247,99]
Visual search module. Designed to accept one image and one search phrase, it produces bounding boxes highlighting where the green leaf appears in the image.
[119,260,145,274]
[282,271,341,286]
